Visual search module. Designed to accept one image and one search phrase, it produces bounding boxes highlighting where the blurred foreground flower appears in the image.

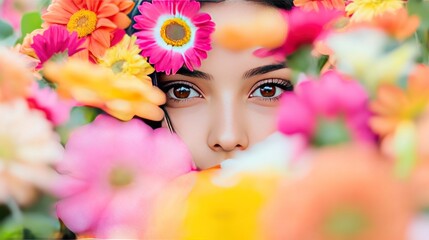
[0,100,63,206]
[31,25,85,69]
[181,170,277,240]
[0,47,33,102]
[214,132,305,186]
[98,35,154,80]
[278,71,374,146]
[346,0,405,22]
[0,0,42,30]
[254,7,342,60]
[55,115,195,238]
[368,8,420,41]
[43,59,166,121]
[370,65,429,137]
[262,144,411,240]
[213,7,288,51]
[27,84,75,126]
[326,27,419,93]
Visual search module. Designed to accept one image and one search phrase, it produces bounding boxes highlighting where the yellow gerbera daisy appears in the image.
[43,59,165,121]
[346,0,405,22]
[98,35,154,81]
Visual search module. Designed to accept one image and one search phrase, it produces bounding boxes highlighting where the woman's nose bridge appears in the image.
[209,95,248,150]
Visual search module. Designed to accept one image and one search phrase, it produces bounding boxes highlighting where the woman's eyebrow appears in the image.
[176,67,212,80]
[243,64,286,79]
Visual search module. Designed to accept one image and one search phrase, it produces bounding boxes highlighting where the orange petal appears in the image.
[42,12,70,25]
[88,34,109,58]
[97,3,119,18]
[56,0,80,15]
[117,0,135,14]
[91,29,111,48]
[96,18,117,29]
[110,12,132,29]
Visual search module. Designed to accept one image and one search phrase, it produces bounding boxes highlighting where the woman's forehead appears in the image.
[197,45,282,80]
[198,1,282,74]
[201,0,274,26]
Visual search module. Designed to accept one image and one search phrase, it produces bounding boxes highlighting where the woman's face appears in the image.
[160,0,292,169]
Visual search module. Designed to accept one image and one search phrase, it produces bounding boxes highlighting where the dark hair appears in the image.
[128,0,294,129]
[239,0,294,10]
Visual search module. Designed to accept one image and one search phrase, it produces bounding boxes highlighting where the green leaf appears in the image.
[0,219,23,239]
[317,55,329,73]
[0,19,17,47]
[312,117,351,147]
[56,106,102,144]
[17,12,43,44]
[408,0,429,29]
[286,46,314,73]
[21,213,59,238]
[286,45,322,79]
[0,19,14,39]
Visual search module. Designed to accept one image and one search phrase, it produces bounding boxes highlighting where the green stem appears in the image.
[6,198,23,224]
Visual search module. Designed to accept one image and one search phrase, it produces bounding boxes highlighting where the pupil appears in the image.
[174,86,191,98]
[260,84,276,97]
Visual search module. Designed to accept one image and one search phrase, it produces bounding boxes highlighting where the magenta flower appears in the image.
[254,8,342,60]
[27,84,75,126]
[55,115,195,238]
[31,25,85,68]
[277,71,375,146]
[133,0,215,75]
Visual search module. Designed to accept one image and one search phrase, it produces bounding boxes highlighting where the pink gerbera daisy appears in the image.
[133,0,215,75]
[31,25,85,69]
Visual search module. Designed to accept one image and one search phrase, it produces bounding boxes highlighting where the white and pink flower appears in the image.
[133,0,215,75]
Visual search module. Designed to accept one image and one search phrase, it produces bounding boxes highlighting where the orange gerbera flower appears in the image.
[370,65,429,137]
[372,8,419,41]
[349,8,420,41]
[262,144,411,240]
[294,0,345,11]
[42,0,134,61]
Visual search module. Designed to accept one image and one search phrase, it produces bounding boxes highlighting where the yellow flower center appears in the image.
[109,166,134,188]
[160,18,191,47]
[67,9,97,38]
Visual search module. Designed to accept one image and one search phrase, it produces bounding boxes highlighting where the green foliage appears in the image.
[17,12,43,44]
[286,45,329,82]
[408,0,429,29]
[56,106,103,144]
[0,19,17,46]
[0,223,23,239]
[0,196,60,239]
[408,0,429,64]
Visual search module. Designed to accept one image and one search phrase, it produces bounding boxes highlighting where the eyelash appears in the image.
[161,78,293,102]
[249,78,293,101]
[161,81,202,103]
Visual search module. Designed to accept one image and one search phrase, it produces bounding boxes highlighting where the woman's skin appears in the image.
[160,0,292,170]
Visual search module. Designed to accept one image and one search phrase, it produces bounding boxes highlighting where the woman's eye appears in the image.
[166,84,201,100]
[250,83,286,99]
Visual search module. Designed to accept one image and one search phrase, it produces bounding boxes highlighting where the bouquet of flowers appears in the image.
[0,0,429,239]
